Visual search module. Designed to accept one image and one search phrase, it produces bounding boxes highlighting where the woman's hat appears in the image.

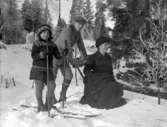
[96,36,111,47]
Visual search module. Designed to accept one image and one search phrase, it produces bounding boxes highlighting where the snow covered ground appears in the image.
[0,43,167,127]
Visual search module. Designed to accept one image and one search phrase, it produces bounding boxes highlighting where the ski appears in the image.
[12,104,100,120]
[20,104,37,108]
[12,91,100,120]
[12,104,100,119]
[49,113,88,120]
[12,106,37,113]
[51,105,100,118]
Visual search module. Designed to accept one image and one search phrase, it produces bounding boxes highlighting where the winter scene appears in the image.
[0,0,167,127]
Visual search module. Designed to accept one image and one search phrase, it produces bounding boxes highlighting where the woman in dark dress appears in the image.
[80,37,123,109]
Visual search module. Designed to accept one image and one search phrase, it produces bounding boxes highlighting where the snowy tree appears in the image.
[0,2,3,40]
[114,0,167,102]
[106,0,150,57]
[21,0,33,32]
[82,0,94,32]
[1,0,25,44]
[30,0,43,32]
[81,0,94,39]
[94,0,107,40]
[104,0,167,100]
[22,0,52,32]
[42,0,52,25]
[139,0,167,104]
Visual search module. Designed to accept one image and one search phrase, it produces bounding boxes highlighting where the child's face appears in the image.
[40,30,50,41]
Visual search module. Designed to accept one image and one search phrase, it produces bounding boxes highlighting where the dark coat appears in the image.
[30,42,61,82]
[80,51,123,109]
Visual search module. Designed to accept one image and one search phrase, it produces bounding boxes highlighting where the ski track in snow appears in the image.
[0,43,167,127]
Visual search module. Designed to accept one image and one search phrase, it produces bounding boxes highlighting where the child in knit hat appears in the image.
[29,24,68,112]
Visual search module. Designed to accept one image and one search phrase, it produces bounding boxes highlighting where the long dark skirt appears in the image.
[80,73,123,109]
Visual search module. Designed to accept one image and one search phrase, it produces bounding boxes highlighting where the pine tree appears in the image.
[81,0,94,39]
[21,0,33,32]
[94,0,107,40]
[110,0,150,43]
[0,0,4,40]
[83,0,94,31]
[139,0,167,103]
[31,0,43,32]
[42,0,52,25]
[104,0,151,60]
[2,0,24,44]
[22,0,50,32]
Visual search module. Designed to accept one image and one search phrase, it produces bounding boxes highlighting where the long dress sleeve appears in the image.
[83,55,95,76]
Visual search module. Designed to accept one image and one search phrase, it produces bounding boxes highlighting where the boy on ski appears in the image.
[29,24,68,112]
[53,16,87,102]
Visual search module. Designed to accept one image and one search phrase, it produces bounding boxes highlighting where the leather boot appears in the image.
[44,96,57,111]
[52,96,58,104]
[37,98,45,112]
[44,97,51,111]
[59,85,69,102]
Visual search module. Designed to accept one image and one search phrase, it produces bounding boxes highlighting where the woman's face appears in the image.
[103,43,111,52]
[40,30,50,41]
[99,43,111,54]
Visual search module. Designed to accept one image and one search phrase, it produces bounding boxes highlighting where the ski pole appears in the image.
[62,40,68,108]
[158,88,161,105]
[74,48,78,86]
[46,43,50,116]
[76,67,84,79]
[75,67,78,85]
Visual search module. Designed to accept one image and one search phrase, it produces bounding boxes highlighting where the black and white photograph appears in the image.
[0,0,167,127]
